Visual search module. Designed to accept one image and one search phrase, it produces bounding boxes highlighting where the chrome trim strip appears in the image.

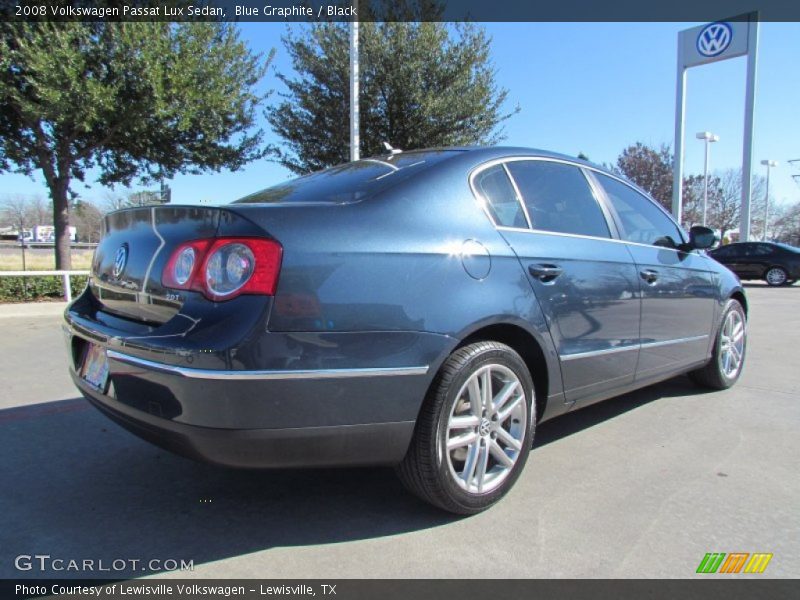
[106,350,430,380]
[560,344,639,362]
[501,162,533,229]
[468,155,699,254]
[559,335,709,362]
[639,335,709,350]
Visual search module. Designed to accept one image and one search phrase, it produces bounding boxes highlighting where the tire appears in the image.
[396,341,535,515]
[689,299,747,390]
[764,267,788,286]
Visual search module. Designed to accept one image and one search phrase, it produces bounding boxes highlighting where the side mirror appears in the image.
[687,225,717,250]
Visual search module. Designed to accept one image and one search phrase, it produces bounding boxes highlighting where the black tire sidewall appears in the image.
[431,345,534,513]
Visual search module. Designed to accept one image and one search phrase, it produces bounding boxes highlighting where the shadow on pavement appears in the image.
[534,375,705,447]
[1,376,701,578]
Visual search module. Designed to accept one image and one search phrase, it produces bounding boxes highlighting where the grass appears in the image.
[0,251,94,271]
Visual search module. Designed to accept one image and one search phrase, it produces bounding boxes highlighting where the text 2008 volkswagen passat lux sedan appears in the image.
[65,147,747,514]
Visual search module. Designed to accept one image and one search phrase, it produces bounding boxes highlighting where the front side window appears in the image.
[472,165,528,228]
[595,174,684,248]
[505,161,610,239]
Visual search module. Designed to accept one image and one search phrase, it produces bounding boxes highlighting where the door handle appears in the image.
[528,264,563,282]
[640,269,659,284]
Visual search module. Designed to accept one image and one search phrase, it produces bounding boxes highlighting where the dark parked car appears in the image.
[65,147,747,514]
[709,241,800,286]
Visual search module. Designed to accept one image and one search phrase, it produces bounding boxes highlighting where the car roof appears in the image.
[374,145,613,178]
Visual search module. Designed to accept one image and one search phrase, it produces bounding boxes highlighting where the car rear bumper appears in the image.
[72,371,415,468]
[64,293,452,468]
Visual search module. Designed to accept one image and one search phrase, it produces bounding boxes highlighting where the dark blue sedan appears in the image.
[65,147,747,514]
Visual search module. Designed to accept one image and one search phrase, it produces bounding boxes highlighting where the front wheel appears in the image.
[765,267,788,286]
[396,341,535,515]
[689,299,747,390]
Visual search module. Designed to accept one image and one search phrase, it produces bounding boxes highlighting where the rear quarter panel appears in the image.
[232,157,564,402]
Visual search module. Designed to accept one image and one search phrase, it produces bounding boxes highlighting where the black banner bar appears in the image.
[4,0,800,23]
[2,579,798,600]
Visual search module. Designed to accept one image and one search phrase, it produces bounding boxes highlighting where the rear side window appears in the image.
[473,165,528,228]
[505,161,610,239]
[747,244,774,256]
[596,174,684,248]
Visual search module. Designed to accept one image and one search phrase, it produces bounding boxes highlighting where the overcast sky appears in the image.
[2,21,798,207]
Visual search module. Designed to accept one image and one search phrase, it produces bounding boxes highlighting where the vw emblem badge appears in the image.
[112,245,128,279]
[696,22,732,58]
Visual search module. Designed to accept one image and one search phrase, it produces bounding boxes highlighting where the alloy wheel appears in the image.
[443,364,527,494]
[765,267,787,286]
[718,309,745,379]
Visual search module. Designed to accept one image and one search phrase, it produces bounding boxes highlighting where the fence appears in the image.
[0,270,90,302]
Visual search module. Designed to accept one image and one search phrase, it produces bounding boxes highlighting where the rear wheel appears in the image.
[765,267,788,286]
[396,341,534,515]
[689,299,747,390]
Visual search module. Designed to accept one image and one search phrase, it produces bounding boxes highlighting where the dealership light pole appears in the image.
[349,5,359,162]
[760,159,778,241]
[696,131,719,226]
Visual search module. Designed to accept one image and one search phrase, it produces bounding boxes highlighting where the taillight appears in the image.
[162,237,282,301]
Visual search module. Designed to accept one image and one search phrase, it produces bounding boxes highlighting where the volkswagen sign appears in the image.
[112,245,128,279]
[696,22,733,58]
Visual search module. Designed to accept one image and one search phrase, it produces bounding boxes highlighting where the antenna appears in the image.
[382,142,402,155]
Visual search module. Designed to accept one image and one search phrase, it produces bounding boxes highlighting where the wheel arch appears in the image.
[730,289,748,316]
[455,322,553,422]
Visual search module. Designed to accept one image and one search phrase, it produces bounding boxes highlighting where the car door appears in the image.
[591,172,717,379]
[748,243,777,278]
[474,158,641,404]
[710,244,744,277]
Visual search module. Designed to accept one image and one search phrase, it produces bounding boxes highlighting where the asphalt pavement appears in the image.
[1,284,797,579]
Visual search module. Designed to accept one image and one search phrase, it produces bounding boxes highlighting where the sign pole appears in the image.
[674,14,756,238]
[672,61,687,223]
[740,14,759,241]
[349,7,360,162]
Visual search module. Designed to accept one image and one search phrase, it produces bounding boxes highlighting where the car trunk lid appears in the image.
[89,206,221,323]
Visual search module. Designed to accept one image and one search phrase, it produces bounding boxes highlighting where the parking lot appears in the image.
[1,283,797,579]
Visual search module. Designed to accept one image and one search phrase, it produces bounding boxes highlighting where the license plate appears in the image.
[80,342,109,391]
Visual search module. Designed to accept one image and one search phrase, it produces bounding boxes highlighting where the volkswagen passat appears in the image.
[65,147,747,514]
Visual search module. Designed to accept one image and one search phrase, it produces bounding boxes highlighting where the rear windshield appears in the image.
[233,150,459,205]
[776,242,800,253]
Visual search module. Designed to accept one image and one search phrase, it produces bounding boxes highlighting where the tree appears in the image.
[268,21,517,174]
[772,202,800,245]
[0,21,272,269]
[71,199,104,243]
[0,193,49,231]
[615,142,674,211]
[0,194,32,235]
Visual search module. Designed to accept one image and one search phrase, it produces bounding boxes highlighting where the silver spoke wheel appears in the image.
[765,268,787,286]
[444,364,527,494]
[718,309,745,379]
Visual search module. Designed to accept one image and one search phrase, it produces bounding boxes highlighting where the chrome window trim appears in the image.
[106,349,429,381]
[559,334,709,362]
[469,155,696,254]
[501,162,533,229]
[586,168,688,247]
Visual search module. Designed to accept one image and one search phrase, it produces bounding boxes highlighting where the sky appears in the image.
[1,21,798,209]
